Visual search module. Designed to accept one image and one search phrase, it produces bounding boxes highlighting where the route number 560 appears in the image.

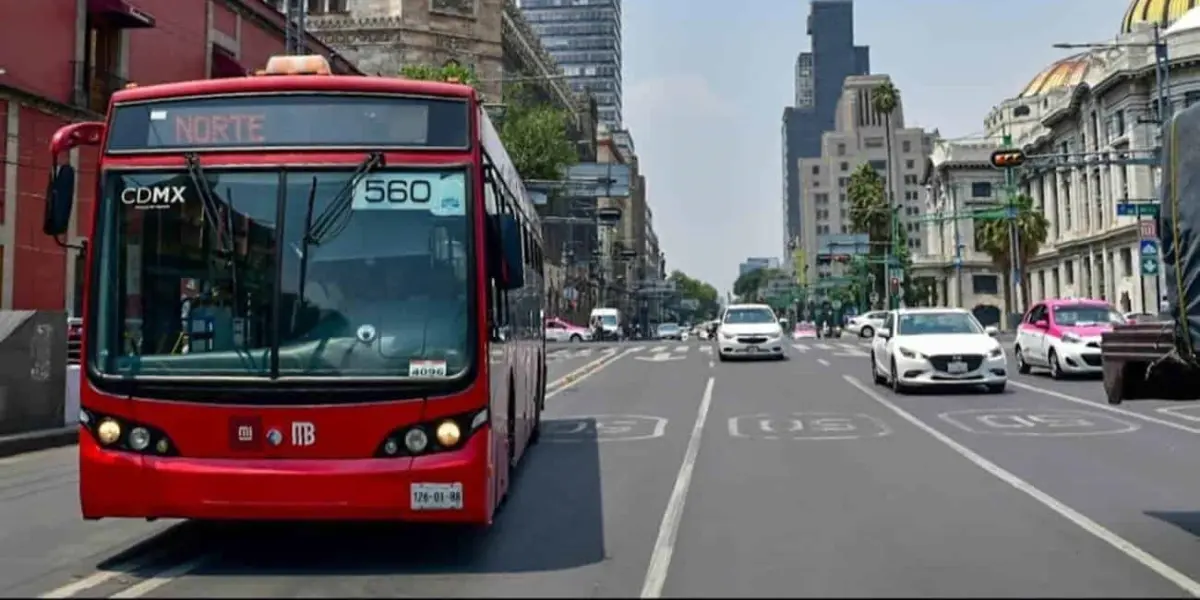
[363,179,432,204]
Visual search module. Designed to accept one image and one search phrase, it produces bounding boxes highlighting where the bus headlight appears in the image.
[435,421,461,447]
[97,419,121,445]
[128,427,151,451]
[404,428,429,453]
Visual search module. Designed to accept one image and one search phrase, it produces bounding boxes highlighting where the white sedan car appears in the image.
[870,308,1007,394]
[716,304,786,361]
[846,311,888,338]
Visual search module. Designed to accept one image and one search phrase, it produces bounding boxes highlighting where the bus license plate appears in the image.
[411,482,463,510]
[947,361,968,373]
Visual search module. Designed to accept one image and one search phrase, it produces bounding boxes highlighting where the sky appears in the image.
[622,0,1134,296]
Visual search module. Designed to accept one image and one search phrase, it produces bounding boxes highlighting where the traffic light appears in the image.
[989,148,1026,169]
[890,277,900,292]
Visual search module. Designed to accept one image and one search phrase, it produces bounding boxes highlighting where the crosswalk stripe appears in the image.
[834,349,870,357]
[815,343,833,350]
[700,346,713,353]
[791,344,809,352]
[838,343,857,350]
[674,345,688,353]
[651,345,667,353]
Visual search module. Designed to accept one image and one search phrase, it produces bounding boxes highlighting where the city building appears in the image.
[964,0,1200,317]
[518,0,622,128]
[913,139,1006,321]
[781,0,869,261]
[739,257,780,277]
[797,75,934,282]
[0,0,354,311]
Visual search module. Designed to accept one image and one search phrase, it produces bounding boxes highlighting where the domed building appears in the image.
[921,0,1200,319]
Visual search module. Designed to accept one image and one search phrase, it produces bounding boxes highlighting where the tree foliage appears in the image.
[669,270,720,319]
[847,163,889,243]
[974,194,1049,309]
[871,81,899,119]
[398,64,577,181]
[733,267,785,301]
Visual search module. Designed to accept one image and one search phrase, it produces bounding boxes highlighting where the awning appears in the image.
[210,45,247,78]
[87,0,155,29]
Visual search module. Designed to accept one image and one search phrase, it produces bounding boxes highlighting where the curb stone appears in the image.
[0,426,78,459]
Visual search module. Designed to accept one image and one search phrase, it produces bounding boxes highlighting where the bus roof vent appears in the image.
[263,55,331,76]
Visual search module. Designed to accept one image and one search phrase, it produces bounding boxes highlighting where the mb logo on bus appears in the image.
[291,421,316,446]
[121,186,186,209]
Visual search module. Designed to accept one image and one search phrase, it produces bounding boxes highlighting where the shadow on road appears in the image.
[1145,510,1200,538]
[95,418,606,577]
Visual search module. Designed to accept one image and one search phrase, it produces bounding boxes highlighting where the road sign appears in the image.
[1140,220,1157,239]
[1140,239,1159,257]
[1117,202,1160,218]
[1141,256,1159,276]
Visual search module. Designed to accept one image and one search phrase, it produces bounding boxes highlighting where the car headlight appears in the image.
[897,347,922,359]
[1062,332,1082,344]
[988,347,1004,358]
[721,331,735,340]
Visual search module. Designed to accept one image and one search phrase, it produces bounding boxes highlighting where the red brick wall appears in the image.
[0,0,78,105]
[13,107,70,309]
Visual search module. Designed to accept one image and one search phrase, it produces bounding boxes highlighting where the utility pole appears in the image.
[284,0,307,55]
[1001,133,1024,325]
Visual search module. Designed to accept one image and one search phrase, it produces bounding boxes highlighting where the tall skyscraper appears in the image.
[782,0,869,258]
[520,0,623,128]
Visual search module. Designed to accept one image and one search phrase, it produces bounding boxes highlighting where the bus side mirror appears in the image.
[43,164,75,236]
[487,215,525,290]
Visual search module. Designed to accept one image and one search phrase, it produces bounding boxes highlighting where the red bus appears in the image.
[42,54,547,524]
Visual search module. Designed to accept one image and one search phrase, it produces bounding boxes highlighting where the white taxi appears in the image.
[870,308,1006,394]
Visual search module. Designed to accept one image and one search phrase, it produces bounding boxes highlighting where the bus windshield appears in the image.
[89,167,472,380]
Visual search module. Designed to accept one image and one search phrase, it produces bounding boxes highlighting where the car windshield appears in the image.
[89,167,471,380]
[1053,304,1124,326]
[724,308,776,324]
[658,323,680,332]
[598,315,617,325]
[896,312,982,335]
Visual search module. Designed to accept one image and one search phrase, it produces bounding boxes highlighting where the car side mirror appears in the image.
[1033,319,1049,329]
[876,327,891,339]
[985,325,999,337]
[43,164,76,236]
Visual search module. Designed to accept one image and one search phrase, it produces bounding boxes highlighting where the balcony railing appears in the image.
[72,61,129,113]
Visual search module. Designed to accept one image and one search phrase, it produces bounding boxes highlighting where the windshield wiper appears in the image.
[184,153,239,316]
[305,152,384,245]
[290,176,319,335]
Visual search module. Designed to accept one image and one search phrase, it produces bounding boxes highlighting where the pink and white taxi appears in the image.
[1014,298,1126,378]
[544,317,592,343]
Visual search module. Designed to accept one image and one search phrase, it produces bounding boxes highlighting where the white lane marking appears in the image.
[630,346,645,352]
[838,343,857,350]
[815,343,833,350]
[833,349,870,357]
[38,348,636,600]
[109,556,212,598]
[817,358,831,367]
[1007,380,1200,435]
[650,345,667,353]
[641,376,715,598]
[674,345,688,353]
[844,375,1200,597]
[699,345,713,353]
[791,344,809,352]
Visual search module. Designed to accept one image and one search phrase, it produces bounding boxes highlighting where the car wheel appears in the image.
[569,334,583,343]
[871,353,886,385]
[986,382,1006,394]
[717,353,728,362]
[1014,346,1030,374]
[891,359,908,394]
[860,326,874,338]
[1049,350,1064,380]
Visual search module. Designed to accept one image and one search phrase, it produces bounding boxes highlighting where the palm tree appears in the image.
[847,164,891,306]
[871,81,900,306]
[974,194,1049,315]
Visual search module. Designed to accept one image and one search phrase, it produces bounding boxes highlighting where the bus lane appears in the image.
[36,345,710,598]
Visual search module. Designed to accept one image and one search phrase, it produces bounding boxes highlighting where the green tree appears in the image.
[669,270,720,319]
[847,163,890,306]
[974,194,1049,313]
[872,81,901,307]
[399,64,577,181]
[732,267,785,301]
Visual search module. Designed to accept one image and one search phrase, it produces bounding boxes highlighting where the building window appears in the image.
[1121,248,1133,276]
[868,160,887,172]
[838,177,847,188]
[971,182,992,197]
[864,137,884,148]
[905,159,915,169]
[904,174,918,185]
[840,162,849,171]
[429,0,475,17]
[1187,91,1200,108]
[811,165,820,175]
[972,274,999,295]
[1064,260,1075,285]
[902,140,911,153]
[837,143,846,156]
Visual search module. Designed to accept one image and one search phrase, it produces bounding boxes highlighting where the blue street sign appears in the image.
[1140,239,1159,257]
[1141,256,1159,276]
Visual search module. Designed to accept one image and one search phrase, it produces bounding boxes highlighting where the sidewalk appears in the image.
[0,426,78,459]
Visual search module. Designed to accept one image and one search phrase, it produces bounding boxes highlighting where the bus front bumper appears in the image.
[79,427,495,523]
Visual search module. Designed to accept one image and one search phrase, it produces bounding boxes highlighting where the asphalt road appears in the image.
[11,338,1200,596]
